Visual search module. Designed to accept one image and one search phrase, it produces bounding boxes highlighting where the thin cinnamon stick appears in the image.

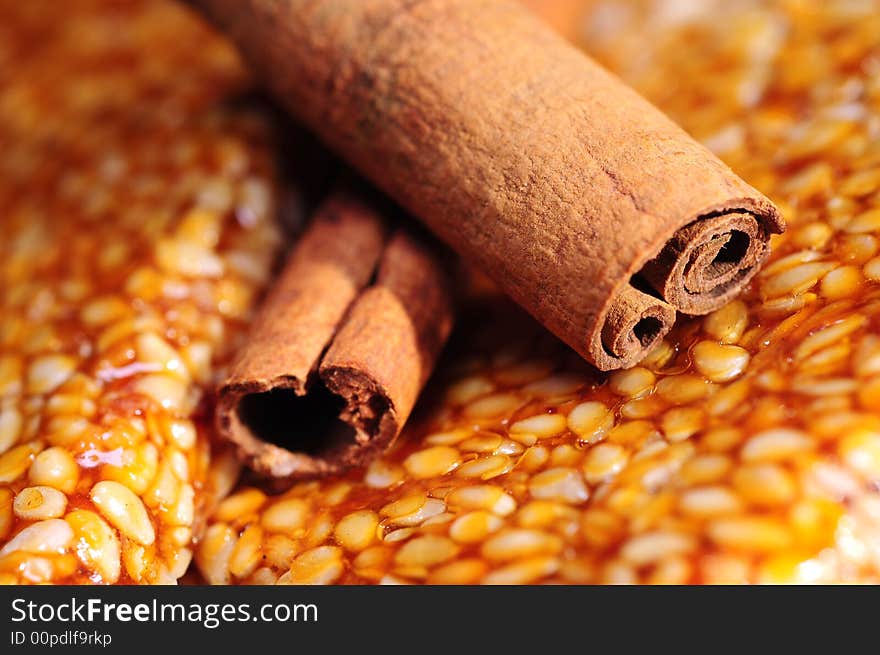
[187,0,784,371]
[216,189,454,484]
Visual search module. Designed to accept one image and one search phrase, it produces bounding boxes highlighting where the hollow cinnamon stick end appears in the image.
[589,285,677,372]
[215,370,402,490]
[215,378,338,486]
[642,201,784,317]
[320,365,402,464]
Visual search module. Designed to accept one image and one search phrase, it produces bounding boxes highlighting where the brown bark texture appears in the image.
[216,189,454,485]
[189,0,783,370]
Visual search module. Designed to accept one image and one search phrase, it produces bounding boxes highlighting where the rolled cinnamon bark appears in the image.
[187,0,784,370]
[217,189,454,484]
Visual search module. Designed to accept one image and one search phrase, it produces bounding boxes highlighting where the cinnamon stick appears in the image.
[187,0,784,371]
[216,189,454,484]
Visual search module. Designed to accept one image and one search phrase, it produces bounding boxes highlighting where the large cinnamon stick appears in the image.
[188,0,783,370]
[217,189,454,483]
